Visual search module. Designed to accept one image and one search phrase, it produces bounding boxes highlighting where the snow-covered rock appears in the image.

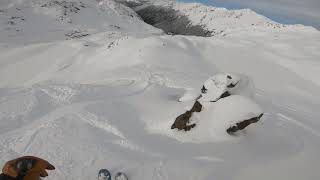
[170,95,263,142]
[179,73,255,103]
[199,73,240,103]
[198,95,263,136]
[173,73,262,134]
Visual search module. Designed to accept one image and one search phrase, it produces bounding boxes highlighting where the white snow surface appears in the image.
[0,0,320,180]
[198,95,262,141]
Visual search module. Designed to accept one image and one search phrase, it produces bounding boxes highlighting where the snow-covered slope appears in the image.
[0,0,161,45]
[174,3,319,35]
[1,0,320,180]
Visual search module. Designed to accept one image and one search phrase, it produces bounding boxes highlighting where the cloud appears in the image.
[180,0,320,29]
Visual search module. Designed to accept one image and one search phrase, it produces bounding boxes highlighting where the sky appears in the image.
[180,0,320,29]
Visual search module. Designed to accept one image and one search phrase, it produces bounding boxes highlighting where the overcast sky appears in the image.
[180,0,320,29]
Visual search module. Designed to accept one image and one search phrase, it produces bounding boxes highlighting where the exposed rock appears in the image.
[119,2,213,37]
[171,110,196,131]
[211,91,231,102]
[65,30,89,39]
[226,113,263,134]
[136,5,212,36]
[171,100,203,131]
[190,100,202,112]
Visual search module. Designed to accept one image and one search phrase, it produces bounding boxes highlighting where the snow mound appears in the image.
[199,73,240,102]
[179,73,255,102]
[178,89,200,102]
[227,74,255,98]
[168,95,263,143]
[198,95,263,135]
[170,73,262,142]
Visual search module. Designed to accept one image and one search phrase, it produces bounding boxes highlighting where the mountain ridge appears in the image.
[1,0,318,45]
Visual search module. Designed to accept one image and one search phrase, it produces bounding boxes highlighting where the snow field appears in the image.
[0,0,320,180]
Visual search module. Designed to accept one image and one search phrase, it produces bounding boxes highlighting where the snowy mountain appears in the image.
[174,3,318,34]
[0,0,161,45]
[0,0,320,180]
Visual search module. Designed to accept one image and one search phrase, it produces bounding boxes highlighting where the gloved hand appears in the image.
[2,156,55,180]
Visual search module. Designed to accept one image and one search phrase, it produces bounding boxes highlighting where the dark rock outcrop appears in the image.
[210,91,231,102]
[116,1,213,37]
[171,110,196,131]
[171,90,233,131]
[136,5,212,36]
[190,100,202,112]
[171,101,202,131]
[226,113,263,134]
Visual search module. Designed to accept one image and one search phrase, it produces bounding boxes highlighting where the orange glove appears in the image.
[2,156,55,180]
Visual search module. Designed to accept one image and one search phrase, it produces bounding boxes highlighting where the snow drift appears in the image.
[171,73,263,140]
[192,95,263,142]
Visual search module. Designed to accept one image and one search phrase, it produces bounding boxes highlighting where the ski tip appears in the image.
[98,169,111,180]
[115,172,128,180]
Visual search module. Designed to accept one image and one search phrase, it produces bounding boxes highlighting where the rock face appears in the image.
[134,5,212,36]
[171,110,196,131]
[171,101,202,131]
[171,73,263,134]
[226,113,263,134]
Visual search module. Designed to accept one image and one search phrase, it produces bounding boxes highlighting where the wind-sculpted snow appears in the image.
[0,0,320,180]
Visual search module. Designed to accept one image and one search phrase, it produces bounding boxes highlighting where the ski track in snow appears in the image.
[77,110,126,139]
[277,113,320,138]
